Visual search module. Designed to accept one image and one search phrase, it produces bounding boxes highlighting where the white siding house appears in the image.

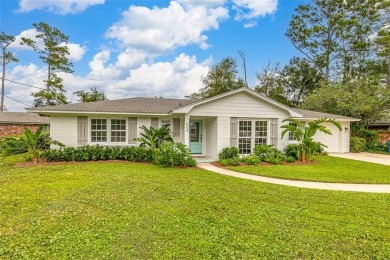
[28,88,359,160]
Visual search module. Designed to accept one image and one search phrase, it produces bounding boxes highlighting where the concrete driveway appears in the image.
[329,152,390,166]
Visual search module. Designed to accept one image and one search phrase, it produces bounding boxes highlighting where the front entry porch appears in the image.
[183,116,218,160]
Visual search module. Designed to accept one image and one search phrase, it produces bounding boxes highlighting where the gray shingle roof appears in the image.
[27,97,197,114]
[0,112,50,124]
[294,109,359,120]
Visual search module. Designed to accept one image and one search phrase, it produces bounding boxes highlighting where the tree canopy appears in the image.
[190,57,245,100]
[21,22,73,107]
[73,88,107,103]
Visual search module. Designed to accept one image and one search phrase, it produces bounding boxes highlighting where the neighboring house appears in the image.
[0,112,50,137]
[369,118,390,131]
[28,88,359,160]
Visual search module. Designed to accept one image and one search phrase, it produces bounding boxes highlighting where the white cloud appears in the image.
[115,48,148,69]
[60,43,86,62]
[105,1,229,53]
[87,50,122,80]
[107,53,211,99]
[9,28,42,50]
[176,0,227,7]
[10,29,86,62]
[17,0,105,15]
[233,0,278,27]
[4,53,211,111]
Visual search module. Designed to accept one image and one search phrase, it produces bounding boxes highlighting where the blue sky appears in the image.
[1,0,307,111]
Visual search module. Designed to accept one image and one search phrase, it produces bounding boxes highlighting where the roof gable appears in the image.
[172,88,303,117]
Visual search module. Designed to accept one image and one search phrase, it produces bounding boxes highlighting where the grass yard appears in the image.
[0,160,389,258]
[226,156,390,184]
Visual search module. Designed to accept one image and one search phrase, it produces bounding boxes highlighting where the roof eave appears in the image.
[28,110,170,116]
[294,117,361,122]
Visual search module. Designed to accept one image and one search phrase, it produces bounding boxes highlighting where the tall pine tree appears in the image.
[21,22,73,106]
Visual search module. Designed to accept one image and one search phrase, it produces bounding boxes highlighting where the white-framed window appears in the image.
[161,119,170,127]
[91,119,107,142]
[238,119,268,154]
[288,123,297,141]
[90,118,127,144]
[110,119,126,142]
[172,118,180,138]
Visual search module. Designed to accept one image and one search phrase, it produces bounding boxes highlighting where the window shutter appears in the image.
[128,117,137,144]
[77,116,88,146]
[172,118,180,138]
[270,118,278,147]
[151,118,159,129]
[230,117,238,147]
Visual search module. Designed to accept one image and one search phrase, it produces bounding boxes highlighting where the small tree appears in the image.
[281,118,341,162]
[135,125,173,149]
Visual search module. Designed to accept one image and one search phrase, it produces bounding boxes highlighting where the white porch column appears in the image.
[184,115,190,146]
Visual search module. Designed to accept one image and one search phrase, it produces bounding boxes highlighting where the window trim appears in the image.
[238,119,269,154]
[89,117,128,145]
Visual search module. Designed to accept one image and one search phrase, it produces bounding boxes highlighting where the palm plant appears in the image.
[281,118,341,162]
[23,125,63,163]
[135,125,173,149]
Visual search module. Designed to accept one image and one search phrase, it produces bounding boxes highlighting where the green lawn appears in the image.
[0,160,389,258]
[226,156,390,184]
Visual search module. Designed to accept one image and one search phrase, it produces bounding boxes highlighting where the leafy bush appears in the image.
[0,136,28,156]
[218,147,239,161]
[285,156,296,163]
[43,144,195,167]
[135,125,173,149]
[284,144,299,160]
[253,145,285,164]
[365,142,387,153]
[220,157,240,166]
[154,142,196,167]
[242,154,260,165]
[350,137,366,153]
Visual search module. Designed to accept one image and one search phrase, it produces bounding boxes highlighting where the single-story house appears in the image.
[0,112,50,137]
[28,88,359,160]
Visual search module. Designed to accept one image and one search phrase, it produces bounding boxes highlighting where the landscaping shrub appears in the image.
[285,156,296,163]
[42,144,196,166]
[312,142,326,155]
[0,136,28,156]
[284,144,299,160]
[365,142,387,153]
[44,145,155,163]
[218,147,240,166]
[154,142,196,167]
[253,145,285,164]
[350,137,366,153]
[352,127,387,153]
[242,154,260,165]
[218,147,239,161]
[220,157,240,166]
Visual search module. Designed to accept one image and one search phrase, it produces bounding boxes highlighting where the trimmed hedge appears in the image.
[44,145,154,163]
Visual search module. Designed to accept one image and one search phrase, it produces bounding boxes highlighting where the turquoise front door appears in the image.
[189,120,203,154]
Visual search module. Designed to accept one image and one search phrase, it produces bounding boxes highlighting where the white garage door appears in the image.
[312,123,341,153]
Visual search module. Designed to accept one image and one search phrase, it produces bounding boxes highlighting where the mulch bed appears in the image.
[211,160,316,168]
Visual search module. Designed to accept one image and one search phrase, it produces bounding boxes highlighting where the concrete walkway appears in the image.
[197,163,390,193]
[329,152,390,166]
